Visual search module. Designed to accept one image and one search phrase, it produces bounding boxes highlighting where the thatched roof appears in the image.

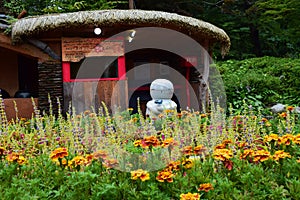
[11,9,230,55]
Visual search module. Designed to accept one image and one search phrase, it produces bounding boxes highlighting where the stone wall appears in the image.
[38,61,63,114]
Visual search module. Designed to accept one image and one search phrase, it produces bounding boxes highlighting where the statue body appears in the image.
[146,79,177,117]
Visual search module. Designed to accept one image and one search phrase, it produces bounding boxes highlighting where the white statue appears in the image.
[146,79,177,117]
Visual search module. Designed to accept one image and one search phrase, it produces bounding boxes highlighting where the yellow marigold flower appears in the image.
[253,150,271,162]
[17,156,27,165]
[200,113,207,118]
[264,134,279,142]
[70,156,87,167]
[198,183,214,192]
[166,160,181,171]
[265,122,272,127]
[180,192,200,200]
[50,147,68,160]
[127,108,133,112]
[131,117,138,123]
[156,169,174,183]
[164,109,175,114]
[0,147,5,155]
[133,140,142,147]
[240,149,254,160]
[278,134,294,145]
[162,138,177,148]
[193,145,206,155]
[131,169,150,182]
[182,146,193,156]
[213,149,233,161]
[272,150,291,161]
[182,158,194,169]
[293,134,300,144]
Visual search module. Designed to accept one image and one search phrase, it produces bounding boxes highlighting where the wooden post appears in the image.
[129,0,134,9]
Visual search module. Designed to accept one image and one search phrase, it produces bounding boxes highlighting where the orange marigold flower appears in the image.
[182,158,194,169]
[240,149,254,160]
[141,136,160,148]
[50,147,68,160]
[182,146,193,156]
[287,106,294,111]
[193,145,206,155]
[156,169,174,183]
[85,154,94,162]
[198,183,214,192]
[6,152,20,162]
[278,134,294,145]
[293,134,300,144]
[180,192,200,200]
[213,149,233,161]
[261,118,268,122]
[214,143,226,150]
[0,147,5,155]
[272,150,291,161]
[253,150,271,162]
[279,112,287,118]
[264,134,279,142]
[222,139,232,145]
[166,161,181,171]
[7,152,27,165]
[131,169,150,182]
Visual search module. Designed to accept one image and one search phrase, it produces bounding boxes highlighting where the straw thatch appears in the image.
[11,9,230,55]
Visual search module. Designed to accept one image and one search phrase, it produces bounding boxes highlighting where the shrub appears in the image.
[217,56,300,112]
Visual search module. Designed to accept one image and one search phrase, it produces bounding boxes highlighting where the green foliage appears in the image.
[4,0,126,17]
[217,56,300,112]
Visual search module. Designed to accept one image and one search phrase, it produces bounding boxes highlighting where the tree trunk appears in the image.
[249,25,262,57]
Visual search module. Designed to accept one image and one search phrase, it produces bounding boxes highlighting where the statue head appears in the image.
[150,79,174,100]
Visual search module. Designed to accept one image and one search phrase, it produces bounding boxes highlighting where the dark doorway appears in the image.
[17,55,39,97]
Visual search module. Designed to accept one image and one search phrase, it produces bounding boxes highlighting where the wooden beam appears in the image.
[0,33,51,62]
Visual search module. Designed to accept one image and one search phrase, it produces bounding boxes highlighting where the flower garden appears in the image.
[0,98,300,200]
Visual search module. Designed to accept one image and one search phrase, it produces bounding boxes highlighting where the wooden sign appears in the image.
[62,37,124,62]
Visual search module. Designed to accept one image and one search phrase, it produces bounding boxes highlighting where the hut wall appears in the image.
[38,61,63,113]
[64,80,128,114]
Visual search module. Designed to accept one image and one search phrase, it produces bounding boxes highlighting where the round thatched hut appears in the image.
[5,9,230,115]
